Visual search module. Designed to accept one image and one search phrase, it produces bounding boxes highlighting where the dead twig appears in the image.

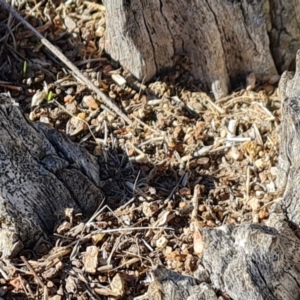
[20,256,45,288]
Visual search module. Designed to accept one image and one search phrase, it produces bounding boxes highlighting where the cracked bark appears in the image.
[103,0,300,98]
[0,96,104,258]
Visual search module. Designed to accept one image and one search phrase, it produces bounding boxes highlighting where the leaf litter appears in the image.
[0,0,283,299]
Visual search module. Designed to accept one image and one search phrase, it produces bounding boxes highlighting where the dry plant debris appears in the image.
[0,0,283,299]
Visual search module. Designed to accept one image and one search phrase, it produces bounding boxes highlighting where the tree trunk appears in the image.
[103,0,300,99]
[0,95,104,258]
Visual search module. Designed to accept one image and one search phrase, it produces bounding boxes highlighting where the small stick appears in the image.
[191,184,201,220]
[20,256,45,288]
[245,166,250,203]
[0,82,23,91]
[204,96,225,114]
[18,275,34,298]
[0,0,132,125]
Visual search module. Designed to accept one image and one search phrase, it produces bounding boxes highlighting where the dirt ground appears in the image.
[0,1,283,299]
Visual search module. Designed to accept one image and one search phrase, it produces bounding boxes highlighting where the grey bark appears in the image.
[148,50,300,300]
[103,0,300,98]
[198,209,300,300]
[0,95,104,257]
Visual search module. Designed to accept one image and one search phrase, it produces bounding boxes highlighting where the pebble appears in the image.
[82,95,99,110]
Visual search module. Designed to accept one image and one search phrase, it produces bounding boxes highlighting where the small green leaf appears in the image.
[47,91,53,101]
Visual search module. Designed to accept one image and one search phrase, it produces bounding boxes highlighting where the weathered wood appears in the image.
[150,210,300,300]
[148,265,218,300]
[276,58,300,225]
[103,0,300,98]
[0,95,104,257]
[148,50,300,300]
[199,207,300,300]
